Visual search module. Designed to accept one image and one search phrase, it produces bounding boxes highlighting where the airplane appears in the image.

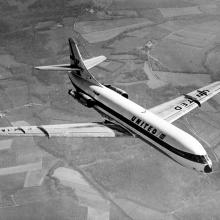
[0,37,220,173]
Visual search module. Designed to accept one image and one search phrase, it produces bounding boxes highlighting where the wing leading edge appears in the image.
[0,122,133,138]
[149,81,220,123]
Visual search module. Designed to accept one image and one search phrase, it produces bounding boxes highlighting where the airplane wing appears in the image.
[149,81,220,123]
[0,122,133,138]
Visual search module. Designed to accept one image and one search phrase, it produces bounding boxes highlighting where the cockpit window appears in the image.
[144,133,208,164]
[168,145,208,164]
[196,155,207,164]
[186,154,207,164]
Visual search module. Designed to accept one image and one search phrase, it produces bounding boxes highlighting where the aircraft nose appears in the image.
[204,164,212,173]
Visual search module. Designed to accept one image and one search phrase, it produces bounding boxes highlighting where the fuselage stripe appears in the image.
[94,100,206,164]
[69,79,205,164]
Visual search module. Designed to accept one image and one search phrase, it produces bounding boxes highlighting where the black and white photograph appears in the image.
[0,0,220,219]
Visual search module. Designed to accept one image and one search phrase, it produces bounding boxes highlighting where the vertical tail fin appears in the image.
[68,38,100,85]
[69,38,83,68]
[35,38,101,85]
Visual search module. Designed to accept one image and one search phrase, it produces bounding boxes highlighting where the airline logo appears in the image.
[174,89,210,111]
[131,116,166,140]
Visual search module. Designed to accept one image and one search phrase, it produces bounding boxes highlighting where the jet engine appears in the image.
[105,85,129,99]
[68,90,96,108]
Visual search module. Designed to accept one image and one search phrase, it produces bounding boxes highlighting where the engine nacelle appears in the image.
[105,85,129,99]
[68,90,96,108]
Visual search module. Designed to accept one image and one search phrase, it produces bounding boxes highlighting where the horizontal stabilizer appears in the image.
[35,64,80,71]
[84,55,106,69]
[35,55,106,71]
[35,38,104,85]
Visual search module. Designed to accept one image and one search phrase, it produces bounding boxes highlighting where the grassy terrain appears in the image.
[1,0,220,219]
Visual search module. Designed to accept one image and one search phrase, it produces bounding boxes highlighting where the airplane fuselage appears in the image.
[69,72,212,173]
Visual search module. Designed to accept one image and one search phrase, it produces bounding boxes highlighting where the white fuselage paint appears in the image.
[70,74,212,173]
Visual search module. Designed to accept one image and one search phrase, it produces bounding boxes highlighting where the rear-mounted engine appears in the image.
[68,90,96,108]
[105,85,128,99]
